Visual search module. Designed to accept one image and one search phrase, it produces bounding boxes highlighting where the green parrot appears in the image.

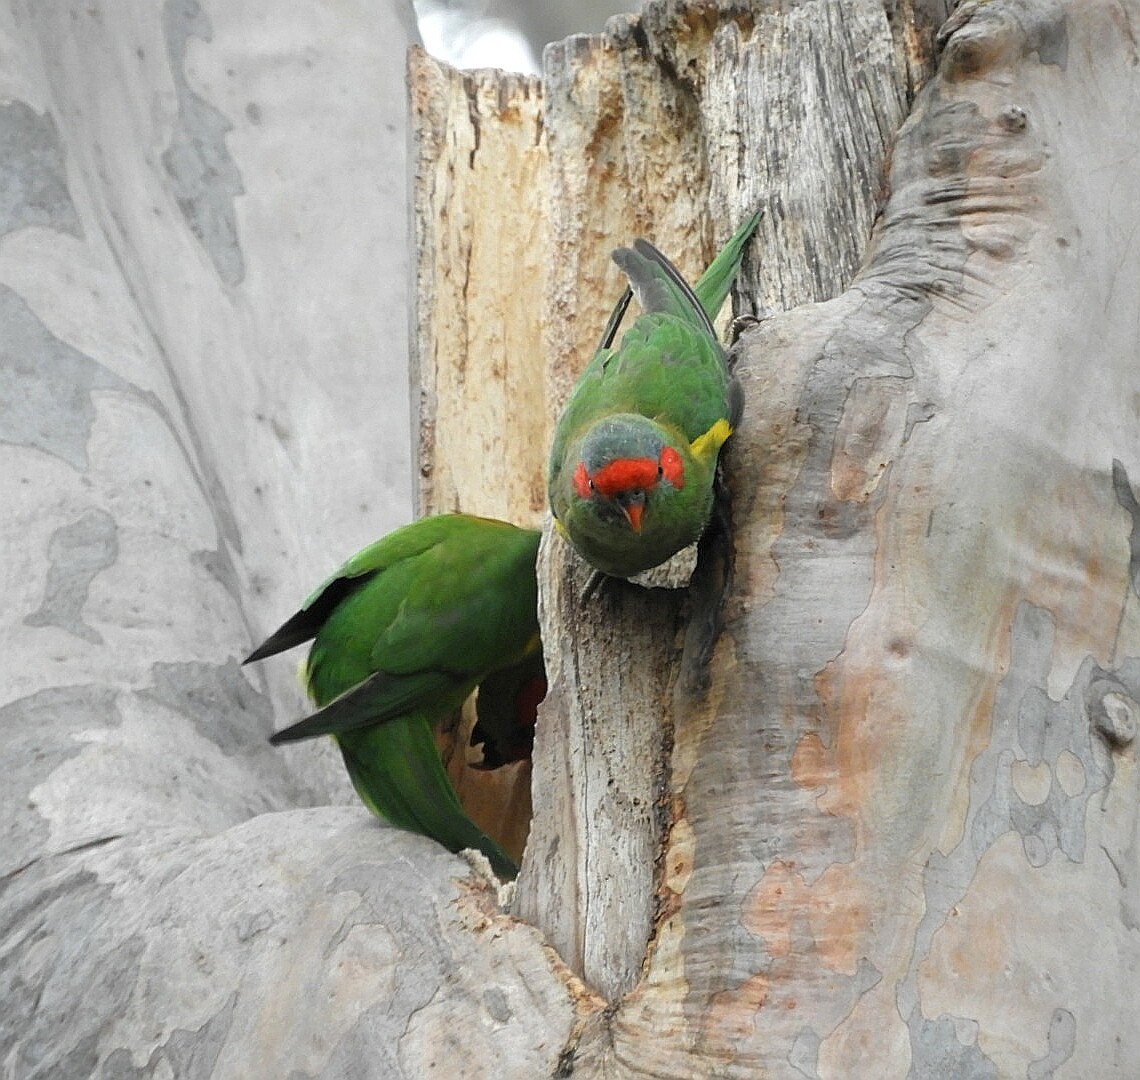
[243,513,544,880]
[548,211,761,578]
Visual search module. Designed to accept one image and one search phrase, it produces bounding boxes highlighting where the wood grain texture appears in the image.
[410,48,548,524]
[515,0,932,1007]
[408,48,547,856]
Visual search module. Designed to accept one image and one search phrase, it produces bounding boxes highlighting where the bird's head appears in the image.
[569,415,687,534]
[550,414,715,577]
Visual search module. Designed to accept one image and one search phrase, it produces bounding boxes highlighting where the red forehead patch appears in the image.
[591,457,658,499]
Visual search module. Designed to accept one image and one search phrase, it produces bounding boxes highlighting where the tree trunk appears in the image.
[417,0,1140,1074]
[5,1,1140,1078]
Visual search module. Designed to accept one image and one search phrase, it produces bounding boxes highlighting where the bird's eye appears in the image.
[589,478,596,491]
[572,461,594,499]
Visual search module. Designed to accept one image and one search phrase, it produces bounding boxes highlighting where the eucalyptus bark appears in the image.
[5,1,1140,1079]
[417,0,1140,1075]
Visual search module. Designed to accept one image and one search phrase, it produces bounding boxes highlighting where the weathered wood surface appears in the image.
[409,51,546,858]
[410,53,547,524]
[517,0,938,1002]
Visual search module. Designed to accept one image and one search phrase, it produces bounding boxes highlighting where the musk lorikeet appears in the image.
[243,513,544,880]
[548,211,762,578]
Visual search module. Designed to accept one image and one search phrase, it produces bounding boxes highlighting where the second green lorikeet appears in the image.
[243,513,544,880]
[548,211,761,578]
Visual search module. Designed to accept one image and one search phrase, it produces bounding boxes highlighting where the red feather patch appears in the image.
[659,446,684,488]
[591,457,658,499]
[577,448,685,501]
[573,461,593,499]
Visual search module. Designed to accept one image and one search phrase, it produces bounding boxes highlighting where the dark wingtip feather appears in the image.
[596,285,634,352]
[267,724,304,746]
[242,612,319,664]
[267,707,340,746]
[268,705,341,744]
[266,668,449,746]
[244,572,374,665]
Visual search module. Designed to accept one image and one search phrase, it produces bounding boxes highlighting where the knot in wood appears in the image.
[1089,683,1138,747]
[998,104,1028,132]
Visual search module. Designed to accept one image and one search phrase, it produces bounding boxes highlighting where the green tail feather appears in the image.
[693,209,763,323]
[336,718,518,880]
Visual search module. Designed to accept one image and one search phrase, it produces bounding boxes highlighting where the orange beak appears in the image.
[623,502,644,532]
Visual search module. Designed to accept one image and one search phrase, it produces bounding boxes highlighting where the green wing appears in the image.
[247,514,541,730]
[302,518,539,717]
[243,515,464,663]
[365,523,539,680]
[268,669,460,744]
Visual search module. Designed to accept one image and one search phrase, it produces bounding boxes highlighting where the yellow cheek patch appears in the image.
[689,418,733,464]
